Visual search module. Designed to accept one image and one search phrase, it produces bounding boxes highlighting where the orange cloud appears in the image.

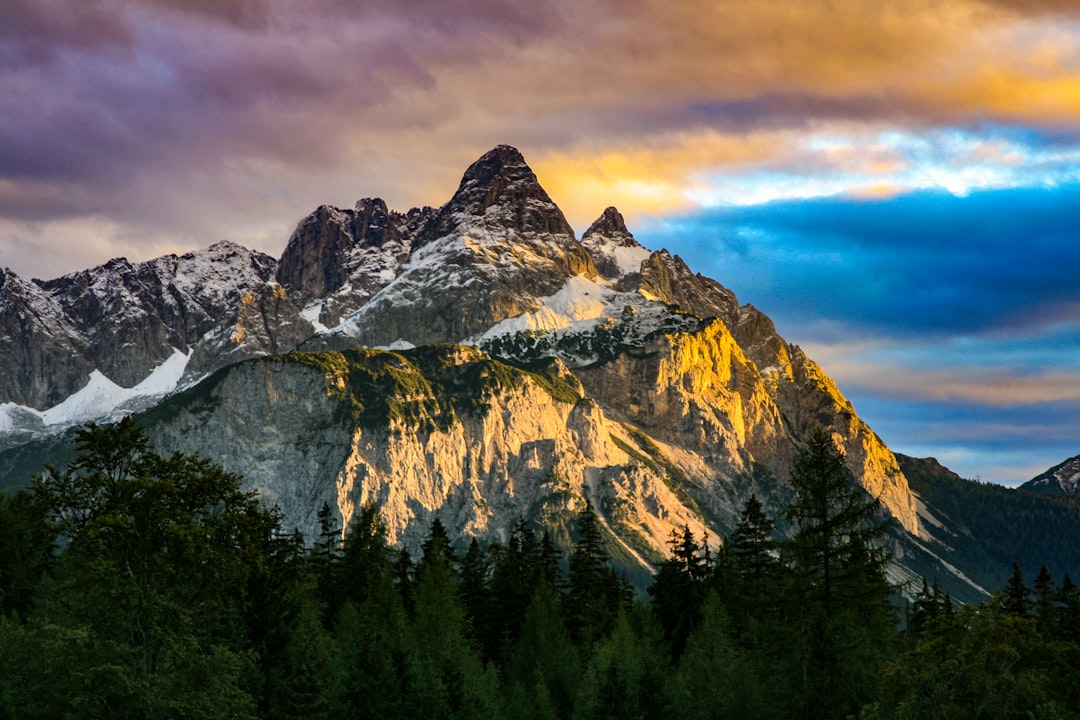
[530,132,799,228]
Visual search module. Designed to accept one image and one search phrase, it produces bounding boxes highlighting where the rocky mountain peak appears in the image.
[355,197,389,214]
[0,267,15,292]
[581,206,650,281]
[1021,454,1080,495]
[435,145,574,238]
[277,197,409,308]
[584,206,637,247]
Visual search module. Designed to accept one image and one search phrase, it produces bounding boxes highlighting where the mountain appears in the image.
[897,454,1080,598]
[1020,454,1080,495]
[3,145,1074,603]
[0,240,312,445]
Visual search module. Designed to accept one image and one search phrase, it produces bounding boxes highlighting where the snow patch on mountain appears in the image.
[300,302,330,333]
[18,348,193,429]
[1022,454,1080,495]
[587,236,651,277]
[479,275,609,338]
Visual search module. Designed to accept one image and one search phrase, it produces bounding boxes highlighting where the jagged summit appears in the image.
[584,207,636,246]
[581,206,650,281]
[435,145,574,238]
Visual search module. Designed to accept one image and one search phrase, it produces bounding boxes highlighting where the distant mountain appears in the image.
[0,241,311,444]
[897,454,1080,600]
[1020,454,1080,495]
[2,145,1075,603]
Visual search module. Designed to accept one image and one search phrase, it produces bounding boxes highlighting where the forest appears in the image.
[0,419,1077,719]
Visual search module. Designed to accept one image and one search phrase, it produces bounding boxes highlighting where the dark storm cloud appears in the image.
[640,184,1080,339]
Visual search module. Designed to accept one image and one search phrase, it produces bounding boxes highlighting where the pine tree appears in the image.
[0,489,55,618]
[730,493,777,590]
[506,579,580,719]
[649,525,708,659]
[572,606,673,720]
[673,593,769,720]
[405,539,497,720]
[1056,573,1080,643]
[337,503,392,610]
[417,516,457,582]
[728,492,782,639]
[909,577,953,635]
[1033,565,1055,631]
[334,583,409,718]
[265,590,343,720]
[781,428,895,720]
[565,500,626,644]
[458,537,493,653]
[1001,561,1032,617]
[488,519,542,660]
[315,501,340,563]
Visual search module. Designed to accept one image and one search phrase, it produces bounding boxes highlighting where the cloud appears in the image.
[0,0,133,65]
[849,393,1080,485]
[1,0,1078,283]
[637,183,1080,339]
[800,332,1080,405]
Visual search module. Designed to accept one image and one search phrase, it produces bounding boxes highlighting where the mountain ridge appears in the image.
[17,145,1078,603]
[1020,453,1080,495]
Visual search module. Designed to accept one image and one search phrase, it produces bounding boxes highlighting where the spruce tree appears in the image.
[337,503,392,610]
[649,525,708,659]
[781,428,895,720]
[565,500,625,644]
[1001,561,1032,617]
[1033,565,1055,631]
[458,537,493,655]
[728,492,782,638]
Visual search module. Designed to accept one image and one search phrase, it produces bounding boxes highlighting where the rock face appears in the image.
[276,199,421,328]
[4,144,921,560]
[0,241,283,411]
[148,348,708,563]
[321,145,597,348]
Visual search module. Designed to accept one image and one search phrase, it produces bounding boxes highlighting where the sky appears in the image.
[2,0,1078,486]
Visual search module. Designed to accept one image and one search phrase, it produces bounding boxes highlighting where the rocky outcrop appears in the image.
[0,241,280,409]
[276,199,418,327]
[148,347,708,561]
[580,207,648,281]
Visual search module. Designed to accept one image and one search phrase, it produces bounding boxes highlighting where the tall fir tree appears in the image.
[781,428,895,720]
[648,525,709,659]
[565,499,628,645]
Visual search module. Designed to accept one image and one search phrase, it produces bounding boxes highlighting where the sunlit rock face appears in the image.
[4,144,920,565]
[147,348,709,564]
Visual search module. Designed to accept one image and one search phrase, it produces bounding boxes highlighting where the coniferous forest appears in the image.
[1,420,1078,719]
